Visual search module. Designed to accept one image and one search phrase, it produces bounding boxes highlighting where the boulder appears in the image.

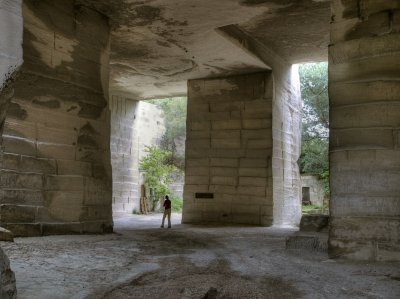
[0,247,17,299]
[0,228,13,242]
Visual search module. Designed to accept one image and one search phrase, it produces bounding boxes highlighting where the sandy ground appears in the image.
[1,213,400,299]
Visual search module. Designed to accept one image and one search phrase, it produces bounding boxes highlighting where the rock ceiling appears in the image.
[78,0,330,99]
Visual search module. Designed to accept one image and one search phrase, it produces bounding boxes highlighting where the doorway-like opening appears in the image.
[140,97,187,218]
[110,96,187,224]
[298,62,330,216]
[302,187,311,205]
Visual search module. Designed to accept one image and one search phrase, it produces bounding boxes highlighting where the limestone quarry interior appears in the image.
[0,0,400,298]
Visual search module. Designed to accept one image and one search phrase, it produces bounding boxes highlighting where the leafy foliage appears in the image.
[299,138,328,176]
[298,62,330,197]
[170,196,183,212]
[149,98,187,169]
[300,62,329,139]
[139,146,175,205]
[302,204,323,214]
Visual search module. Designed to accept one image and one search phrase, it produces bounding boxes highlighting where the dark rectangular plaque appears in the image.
[195,192,214,199]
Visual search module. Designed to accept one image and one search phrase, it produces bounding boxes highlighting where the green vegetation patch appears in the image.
[171,197,183,213]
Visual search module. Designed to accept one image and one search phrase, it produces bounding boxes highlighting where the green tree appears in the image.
[139,146,175,209]
[298,62,329,196]
[149,98,187,169]
[300,62,329,139]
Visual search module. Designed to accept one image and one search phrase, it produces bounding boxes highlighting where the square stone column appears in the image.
[183,72,274,225]
[0,0,112,236]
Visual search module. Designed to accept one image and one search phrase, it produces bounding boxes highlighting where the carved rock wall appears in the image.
[215,26,302,227]
[0,0,23,89]
[0,247,16,299]
[270,64,302,227]
[0,0,112,236]
[183,72,274,225]
[329,0,400,260]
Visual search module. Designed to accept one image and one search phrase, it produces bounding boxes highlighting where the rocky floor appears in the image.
[1,213,400,299]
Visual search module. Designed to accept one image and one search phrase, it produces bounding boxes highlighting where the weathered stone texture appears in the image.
[216,25,302,227]
[0,227,13,242]
[270,65,302,227]
[0,0,23,90]
[0,0,112,236]
[110,96,165,213]
[0,247,16,299]
[329,0,400,261]
[110,96,139,214]
[301,175,325,206]
[300,215,329,233]
[183,72,273,226]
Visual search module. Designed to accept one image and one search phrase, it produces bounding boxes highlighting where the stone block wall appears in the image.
[169,170,184,199]
[183,72,274,225]
[301,175,324,206]
[0,0,112,236]
[110,96,139,214]
[215,25,302,227]
[329,0,400,260]
[110,96,165,213]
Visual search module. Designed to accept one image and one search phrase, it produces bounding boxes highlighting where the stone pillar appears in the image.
[329,0,400,260]
[0,0,112,236]
[183,72,274,225]
[110,96,140,214]
[271,64,302,227]
[215,25,302,227]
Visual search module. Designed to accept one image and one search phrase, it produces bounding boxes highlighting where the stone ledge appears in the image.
[300,214,329,232]
[1,221,113,237]
[0,227,13,242]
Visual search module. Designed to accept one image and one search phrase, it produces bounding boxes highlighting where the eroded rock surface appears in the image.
[77,0,330,99]
[0,228,13,242]
[0,247,16,299]
[0,0,113,236]
[3,214,399,299]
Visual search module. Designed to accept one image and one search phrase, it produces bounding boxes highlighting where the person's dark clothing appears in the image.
[163,199,171,210]
[161,198,172,228]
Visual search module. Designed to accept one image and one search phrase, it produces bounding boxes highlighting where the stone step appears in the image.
[285,233,328,253]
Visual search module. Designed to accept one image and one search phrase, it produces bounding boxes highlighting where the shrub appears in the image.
[170,197,183,212]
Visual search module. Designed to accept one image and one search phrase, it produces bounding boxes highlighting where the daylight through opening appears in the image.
[298,62,329,216]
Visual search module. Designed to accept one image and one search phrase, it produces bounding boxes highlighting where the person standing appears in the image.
[161,195,172,228]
